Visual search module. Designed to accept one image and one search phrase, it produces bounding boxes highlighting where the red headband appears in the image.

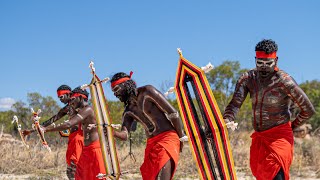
[256,51,277,58]
[111,71,134,88]
[57,90,71,97]
[71,93,88,99]
[111,77,130,88]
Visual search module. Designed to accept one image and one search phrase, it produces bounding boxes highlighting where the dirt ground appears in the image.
[1,170,319,180]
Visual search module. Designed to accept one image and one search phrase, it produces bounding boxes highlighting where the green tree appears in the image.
[107,101,124,125]
[11,101,30,128]
[8,93,63,144]
[300,80,320,107]
[27,92,60,117]
[207,60,252,130]
[207,61,245,97]
[0,110,15,133]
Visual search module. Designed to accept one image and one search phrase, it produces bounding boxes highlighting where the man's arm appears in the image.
[41,105,69,127]
[44,107,88,132]
[144,85,185,138]
[223,72,249,123]
[282,75,315,129]
[22,105,69,136]
[113,113,134,141]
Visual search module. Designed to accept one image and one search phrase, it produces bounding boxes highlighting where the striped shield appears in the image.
[89,72,121,179]
[174,51,237,179]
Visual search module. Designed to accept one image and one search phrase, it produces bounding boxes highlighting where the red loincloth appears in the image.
[75,140,106,180]
[140,130,180,180]
[250,122,294,180]
[66,126,84,166]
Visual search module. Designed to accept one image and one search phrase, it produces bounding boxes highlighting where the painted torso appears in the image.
[223,69,314,131]
[123,85,175,138]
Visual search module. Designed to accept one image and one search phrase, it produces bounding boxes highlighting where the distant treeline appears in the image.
[1,61,320,144]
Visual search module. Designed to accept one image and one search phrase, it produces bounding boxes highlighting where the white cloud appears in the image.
[0,97,16,111]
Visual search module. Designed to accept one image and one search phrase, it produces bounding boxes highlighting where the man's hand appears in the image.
[22,129,34,137]
[225,119,238,131]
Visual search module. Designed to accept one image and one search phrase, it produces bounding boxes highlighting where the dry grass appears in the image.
[0,131,320,179]
[291,136,320,178]
[0,137,67,179]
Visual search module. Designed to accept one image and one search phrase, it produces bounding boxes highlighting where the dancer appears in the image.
[22,85,83,180]
[41,87,105,180]
[223,39,315,180]
[110,72,185,180]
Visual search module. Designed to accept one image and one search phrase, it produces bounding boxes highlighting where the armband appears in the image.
[77,114,84,120]
[226,121,238,131]
[179,135,188,142]
[165,112,179,120]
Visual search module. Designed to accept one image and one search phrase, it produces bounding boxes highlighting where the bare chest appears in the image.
[125,98,161,134]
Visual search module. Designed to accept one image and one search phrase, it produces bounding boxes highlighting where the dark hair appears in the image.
[111,72,137,106]
[72,86,89,101]
[111,72,136,90]
[255,39,278,54]
[111,72,129,82]
[57,85,71,91]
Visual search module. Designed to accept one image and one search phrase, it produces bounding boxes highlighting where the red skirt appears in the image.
[75,140,106,180]
[250,122,294,180]
[66,129,83,165]
[140,130,180,180]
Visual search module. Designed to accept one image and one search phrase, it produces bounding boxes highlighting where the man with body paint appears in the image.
[41,87,106,180]
[223,39,315,180]
[110,72,186,180]
[22,85,83,180]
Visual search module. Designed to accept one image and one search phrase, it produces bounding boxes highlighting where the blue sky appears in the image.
[0,1,319,111]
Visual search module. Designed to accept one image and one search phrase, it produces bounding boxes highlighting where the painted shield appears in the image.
[174,51,237,179]
[89,73,121,179]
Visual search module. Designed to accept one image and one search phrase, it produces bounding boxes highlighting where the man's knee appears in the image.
[158,159,174,180]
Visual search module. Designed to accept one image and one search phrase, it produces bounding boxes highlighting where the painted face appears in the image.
[58,93,70,104]
[112,83,128,103]
[69,96,81,109]
[255,58,277,78]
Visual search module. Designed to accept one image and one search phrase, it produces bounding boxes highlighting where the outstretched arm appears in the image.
[223,72,249,123]
[44,107,88,132]
[22,105,69,136]
[41,105,69,127]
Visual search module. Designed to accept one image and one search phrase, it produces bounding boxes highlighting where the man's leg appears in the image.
[157,159,175,180]
[66,161,76,180]
[273,168,285,180]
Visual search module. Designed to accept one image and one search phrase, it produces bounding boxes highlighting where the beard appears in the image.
[117,93,130,104]
[61,99,69,104]
[259,70,270,77]
[257,66,276,78]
